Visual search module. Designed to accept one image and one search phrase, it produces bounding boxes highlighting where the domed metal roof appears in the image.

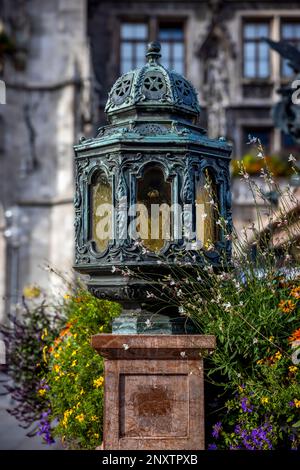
[105,41,201,123]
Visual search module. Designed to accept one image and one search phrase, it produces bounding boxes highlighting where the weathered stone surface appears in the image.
[92,334,215,450]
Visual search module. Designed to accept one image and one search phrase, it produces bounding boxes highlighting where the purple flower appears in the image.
[208,443,218,450]
[212,421,222,439]
[234,422,274,450]
[37,409,55,445]
[289,401,295,407]
[240,397,253,413]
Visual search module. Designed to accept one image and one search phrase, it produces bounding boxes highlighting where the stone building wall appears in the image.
[0,0,91,312]
[0,0,300,314]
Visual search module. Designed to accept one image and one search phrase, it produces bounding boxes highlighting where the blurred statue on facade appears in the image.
[198,1,235,139]
[264,38,300,143]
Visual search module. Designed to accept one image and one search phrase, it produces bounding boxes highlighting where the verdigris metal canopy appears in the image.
[105,41,200,123]
[73,42,232,333]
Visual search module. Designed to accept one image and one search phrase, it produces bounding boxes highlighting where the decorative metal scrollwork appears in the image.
[174,77,194,106]
[142,72,167,100]
[111,73,133,106]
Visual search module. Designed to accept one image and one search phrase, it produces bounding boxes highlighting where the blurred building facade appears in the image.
[1,0,300,317]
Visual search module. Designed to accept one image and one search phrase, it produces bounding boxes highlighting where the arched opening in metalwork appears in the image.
[136,165,172,252]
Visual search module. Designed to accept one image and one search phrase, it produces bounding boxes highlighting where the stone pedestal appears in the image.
[91,334,215,450]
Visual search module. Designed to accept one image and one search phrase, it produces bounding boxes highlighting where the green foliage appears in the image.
[0,289,63,433]
[231,152,293,177]
[185,272,300,449]
[1,285,120,448]
[44,291,120,449]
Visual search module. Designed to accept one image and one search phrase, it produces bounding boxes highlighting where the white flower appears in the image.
[223,302,232,311]
[146,291,154,298]
[247,134,257,144]
[145,319,152,328]
[123,343,129,350]
[239,301,243,306]
[111,266,116,273]
[209,199,215,205]
[197,275,202,281]
[180,351,186,358]
[201,213,208,220]
[257,151,264,159]
[253,338,258,344]
[178,306,186,314]
[289,154,296,163]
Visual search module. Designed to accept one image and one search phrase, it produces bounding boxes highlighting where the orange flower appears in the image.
[289,328,300,343]
[291,287,300,299]
[278,299,296,313]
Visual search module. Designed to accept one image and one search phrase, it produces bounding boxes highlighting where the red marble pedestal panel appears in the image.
[91,334,215,450]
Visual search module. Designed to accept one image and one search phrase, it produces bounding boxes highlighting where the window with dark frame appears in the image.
[158,24,184,74]
[243,22,270,78]
[281,132,299,155]
[120,23,148,74]
[119,20,185,75]
[281,21,300,77]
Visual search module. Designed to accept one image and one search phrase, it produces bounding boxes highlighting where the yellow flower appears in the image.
[80,388,85,395]
[94,433,99,439]
[71,350,77,357]
[289,366,298,374]
[64,294,70,300]
[91,415,98,422]
[62,409,73,428]
[75,413,85,423]
[99,325,104,332]
[290,287,300,299]
[42,346,48,364]
[261,397,269,405]
[73,333,78,339]
[53,353,60,359]
[257,359,264,365]
[268,336,274,342]
[23,285,41,299]
[41,328,48,340]
[53,364,60,373]
[93,377,104,388]
[278,299,296,313]
[274,351,282,361]
[71,360,77,367]
[37,388,46,397]
[294,399,300,408]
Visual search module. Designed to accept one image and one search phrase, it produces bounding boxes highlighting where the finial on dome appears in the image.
[146,41,161,64]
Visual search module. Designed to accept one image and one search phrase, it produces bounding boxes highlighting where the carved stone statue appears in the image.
[264,38,300,143]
